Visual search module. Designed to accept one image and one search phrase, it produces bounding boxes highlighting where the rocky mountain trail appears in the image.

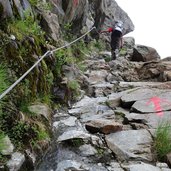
[35,50,171,171]
[1,0,171,170]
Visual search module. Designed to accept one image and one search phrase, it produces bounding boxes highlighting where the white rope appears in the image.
[51,27,95,54]
[0,27,96,100]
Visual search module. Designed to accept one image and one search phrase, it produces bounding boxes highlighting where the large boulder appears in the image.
[51,0,89,33]
[132,45,161,62]
[0,0,31,20]
[39,11,60,42]
[6,152,25,171]
[137,60,171,81]
[51,0,134,36]
[0,0,14,19]
[89,0,134,35]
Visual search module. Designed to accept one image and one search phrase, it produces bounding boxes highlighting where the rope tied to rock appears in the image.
[0,26,96,100]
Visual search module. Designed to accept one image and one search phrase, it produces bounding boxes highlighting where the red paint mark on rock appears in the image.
[146,96,171,116]
[73,0,79,6]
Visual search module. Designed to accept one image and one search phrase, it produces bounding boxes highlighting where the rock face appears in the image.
[89,0,134,35]
[51,0,134,34]
[39,11,60,42]
[132,45,161,62]
[0,0,31,19]
[28,103,52,120]
[6,152,25,171]
[0,0,13,19]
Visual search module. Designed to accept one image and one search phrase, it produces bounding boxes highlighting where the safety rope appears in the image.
[0,26,96,100]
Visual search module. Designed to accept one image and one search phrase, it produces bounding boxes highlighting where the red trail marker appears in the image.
[146,96,171,116]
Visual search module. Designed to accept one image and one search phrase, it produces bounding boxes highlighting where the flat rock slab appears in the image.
[131,91,171,113]
[79,144,97,156]
[125,111,171,129]
[85,70,109,85]
[55,160,82,171]
[80,109,115,123]
[121,88,171,110]
[105,129,153,161]
[85,119,123,134]
[28,103,51,120]
[57,130,91,142]
[121,88,157,107]
[124,162,171,171]
[119,81,171,89]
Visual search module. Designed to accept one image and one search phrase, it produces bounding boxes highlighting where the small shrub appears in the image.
[10,122,36,146]
[54,48,74,76]
[0,131,6,152]
[119,47,127,56]
[0,63,9,95]
[77,62,87,72]
[66,138,84,147]
[72,39,89,61]
[19,102,36,118]
[96,147,105,156]
[8,10,45,41]
[0,131,8,164]
[29,0,38,6]
[68,80,80,91]
[68,80,80,98]
[37,128,49,141]
[63,23,73,41]
[29,0,52,10]
[154,121,171,161]
[88,39,106,52]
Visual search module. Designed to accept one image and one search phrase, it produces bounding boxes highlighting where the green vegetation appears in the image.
[96,147,105,156]
[37,128,49,141]
[0,109,50,150]
[54,48,73,76]
[6,10,53,104]
[0,1,111,166]
[19,102,36,118]
[0,132,8,164]
[29,0,52,10]
[0,8,60,158]
[88,39,106,52]
[0,132,6,152]
[68,80,80,99]
[154,121,171,161]
[8,10,45,41]
[119,47,127,56]
[0,64,9,95]
[66,138,84,147]
[29,0,38,6]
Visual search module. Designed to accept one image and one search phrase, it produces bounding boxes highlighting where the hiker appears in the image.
[100,20,124,60]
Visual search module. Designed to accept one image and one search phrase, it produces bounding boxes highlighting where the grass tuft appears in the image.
[154,121,171,161]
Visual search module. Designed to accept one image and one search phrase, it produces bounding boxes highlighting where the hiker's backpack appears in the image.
[114,20,123,33]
